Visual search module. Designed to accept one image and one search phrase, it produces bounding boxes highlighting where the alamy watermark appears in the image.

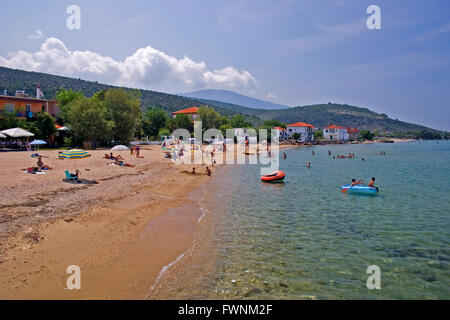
[366,265,381,289]
[167,122,280,175]
[66,5,81,30]
[66,265,81,290]
[366,5,381,30]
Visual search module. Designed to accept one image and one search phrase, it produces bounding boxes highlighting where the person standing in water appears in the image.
[307,161,311,168]
[283,152,287,160]
[328,150,331,156]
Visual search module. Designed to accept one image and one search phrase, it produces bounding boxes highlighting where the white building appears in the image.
[323,125,349,141]
[286,122,315,142]
[273,127,288,140]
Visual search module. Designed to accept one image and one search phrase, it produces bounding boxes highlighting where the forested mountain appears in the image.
[0,66,440,132]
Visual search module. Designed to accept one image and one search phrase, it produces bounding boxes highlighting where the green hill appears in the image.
[0,66,440,133]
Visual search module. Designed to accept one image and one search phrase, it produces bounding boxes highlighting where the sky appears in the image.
[0,0,449,130]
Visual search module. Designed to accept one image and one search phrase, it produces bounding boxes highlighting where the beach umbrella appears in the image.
[111,145,129,151]
[111,144,129,157]
[30,139,47,151]
[0,132,6,138]
[59,149,91,170]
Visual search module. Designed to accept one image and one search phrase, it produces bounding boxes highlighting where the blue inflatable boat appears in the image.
[341,185,378,194]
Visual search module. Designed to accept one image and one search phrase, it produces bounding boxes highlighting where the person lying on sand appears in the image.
[37,157,52,170]
[112,159,135,167]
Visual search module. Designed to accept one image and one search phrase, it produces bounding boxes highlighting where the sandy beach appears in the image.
[0,146,215,299]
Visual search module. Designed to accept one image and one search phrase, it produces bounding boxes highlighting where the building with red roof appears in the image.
[286,121,315,141]
[273,127,288,140]
[172,107,199,120]
[323,124,349,141]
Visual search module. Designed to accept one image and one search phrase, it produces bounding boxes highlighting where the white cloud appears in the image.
[27,29,43,40]
[0,37,258,93]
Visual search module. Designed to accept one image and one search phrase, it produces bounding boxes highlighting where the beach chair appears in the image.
[65,170,78,181]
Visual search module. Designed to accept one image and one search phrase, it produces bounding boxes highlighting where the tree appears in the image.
[198,106,220,130]
[66,96,114,145]
[35,112,56,140]
[359,130,374,140]
[292,132,300,140]
[262,119,286,128]
[102,89,142,144]
[158,128,171,139]
[167,113,193,132]
[55,88,84,121]
[230,114,251,128]
[314,130,323,140]
[142,107,168,137]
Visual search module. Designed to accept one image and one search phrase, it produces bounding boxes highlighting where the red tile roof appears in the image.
[172,107,199,114]
[287,122,314,128]
[326,125,346,129]
[273,127,286,131]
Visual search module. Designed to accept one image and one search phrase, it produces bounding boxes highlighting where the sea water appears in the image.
[158,140,450,299]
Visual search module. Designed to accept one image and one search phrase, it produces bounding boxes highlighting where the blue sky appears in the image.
[0,0,449,130]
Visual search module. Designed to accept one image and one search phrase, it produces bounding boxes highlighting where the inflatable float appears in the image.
[341,185,378,194]
[261,170,285,182]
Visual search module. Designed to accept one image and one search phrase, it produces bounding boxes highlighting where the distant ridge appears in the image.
[179,89,288,110]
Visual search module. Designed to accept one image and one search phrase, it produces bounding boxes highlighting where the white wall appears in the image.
[286,126,314,141]
[323,128,349,141]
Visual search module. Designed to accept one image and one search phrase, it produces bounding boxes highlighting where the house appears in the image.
[286,122,315,142]
[0,86,59,119]
[323,125,349,141]
[172,107,199,120]
[273,127,288,140]
[346,127,359,140]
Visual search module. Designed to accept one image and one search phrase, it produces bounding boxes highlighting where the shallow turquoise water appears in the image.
[201,140,450,299]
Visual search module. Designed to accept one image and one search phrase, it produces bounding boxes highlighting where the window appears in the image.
[25,104,31,113]
[5,103,14,113]
[42,105,46,112]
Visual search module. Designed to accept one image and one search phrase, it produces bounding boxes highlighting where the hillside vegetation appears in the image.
[0,66,440,133]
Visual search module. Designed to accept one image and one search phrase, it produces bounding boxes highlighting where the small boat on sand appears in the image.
[261,170,285,182]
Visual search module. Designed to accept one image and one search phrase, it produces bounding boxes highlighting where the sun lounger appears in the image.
[65,170,78,181]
